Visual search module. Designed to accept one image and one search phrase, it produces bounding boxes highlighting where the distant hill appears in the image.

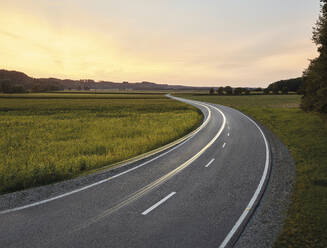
[0,69,210,93]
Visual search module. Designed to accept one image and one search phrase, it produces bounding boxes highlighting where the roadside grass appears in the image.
[0,93,202,193]
[175,93,327,247]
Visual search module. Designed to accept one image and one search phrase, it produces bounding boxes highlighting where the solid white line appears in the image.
[205,158,215,168]
[142,192,176,215]
[222,142,226,148]
[218,111,270,248]
[0,100,212,215]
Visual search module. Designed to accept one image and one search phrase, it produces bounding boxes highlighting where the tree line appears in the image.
[208,77,303,96]
[209,86,251,95]
[265,77,303,95]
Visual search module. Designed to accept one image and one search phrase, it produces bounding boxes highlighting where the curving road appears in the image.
[0,96,270,248]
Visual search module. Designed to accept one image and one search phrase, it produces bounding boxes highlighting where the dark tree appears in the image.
[301,0,327,112]
[224,86,233,95]
[297,80,306,95]
[233,87,243,95]
[263,88,270,95]
[272,84,279,94]
[267,78,303,93]
[282,86,289,95]
[209,88,215,95]
[217,87,224,95]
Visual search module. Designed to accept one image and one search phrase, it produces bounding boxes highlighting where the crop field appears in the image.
[0,93,202,193]
[176,93,327,247]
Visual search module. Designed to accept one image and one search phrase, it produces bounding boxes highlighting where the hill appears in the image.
[0,69,209,93]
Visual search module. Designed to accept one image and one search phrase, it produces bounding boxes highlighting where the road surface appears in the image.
[0,96,270,248]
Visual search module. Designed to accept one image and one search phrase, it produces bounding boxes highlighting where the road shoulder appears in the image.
[235,121,296,248]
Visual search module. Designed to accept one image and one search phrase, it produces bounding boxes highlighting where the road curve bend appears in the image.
[0,96,271,248]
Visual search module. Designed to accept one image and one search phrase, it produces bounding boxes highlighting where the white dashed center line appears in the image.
[205,158,215,168]
[142,192,176,215]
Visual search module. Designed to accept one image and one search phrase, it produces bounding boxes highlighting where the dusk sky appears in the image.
[1,0,321,87]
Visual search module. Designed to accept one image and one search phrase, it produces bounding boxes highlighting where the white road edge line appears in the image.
[0,100,212,215]
[222,142,226,148]
[218,110,270,248]
[205,158,215,168]
[142,192,176,215]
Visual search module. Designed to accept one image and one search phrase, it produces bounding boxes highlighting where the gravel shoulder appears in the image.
[235,120,296,248]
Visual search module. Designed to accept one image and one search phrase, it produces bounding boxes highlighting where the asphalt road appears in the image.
[0,96,270,248]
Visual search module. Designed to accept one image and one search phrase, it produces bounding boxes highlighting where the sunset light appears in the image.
[1,0,319,86]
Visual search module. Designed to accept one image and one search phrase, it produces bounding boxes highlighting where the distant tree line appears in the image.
[209,77,305,96]
[209,86,251,96]
[264,77,304,95]
[301,0,327,113]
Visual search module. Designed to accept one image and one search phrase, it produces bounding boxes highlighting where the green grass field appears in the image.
[175,93,327,247]
[0,93,202,193]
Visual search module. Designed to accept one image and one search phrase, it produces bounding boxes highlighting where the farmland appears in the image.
[176,93,327,247]
[0,93,202,193]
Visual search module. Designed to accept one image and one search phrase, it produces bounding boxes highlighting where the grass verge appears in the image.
[175,93,327,247]
[0,93,202,194]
